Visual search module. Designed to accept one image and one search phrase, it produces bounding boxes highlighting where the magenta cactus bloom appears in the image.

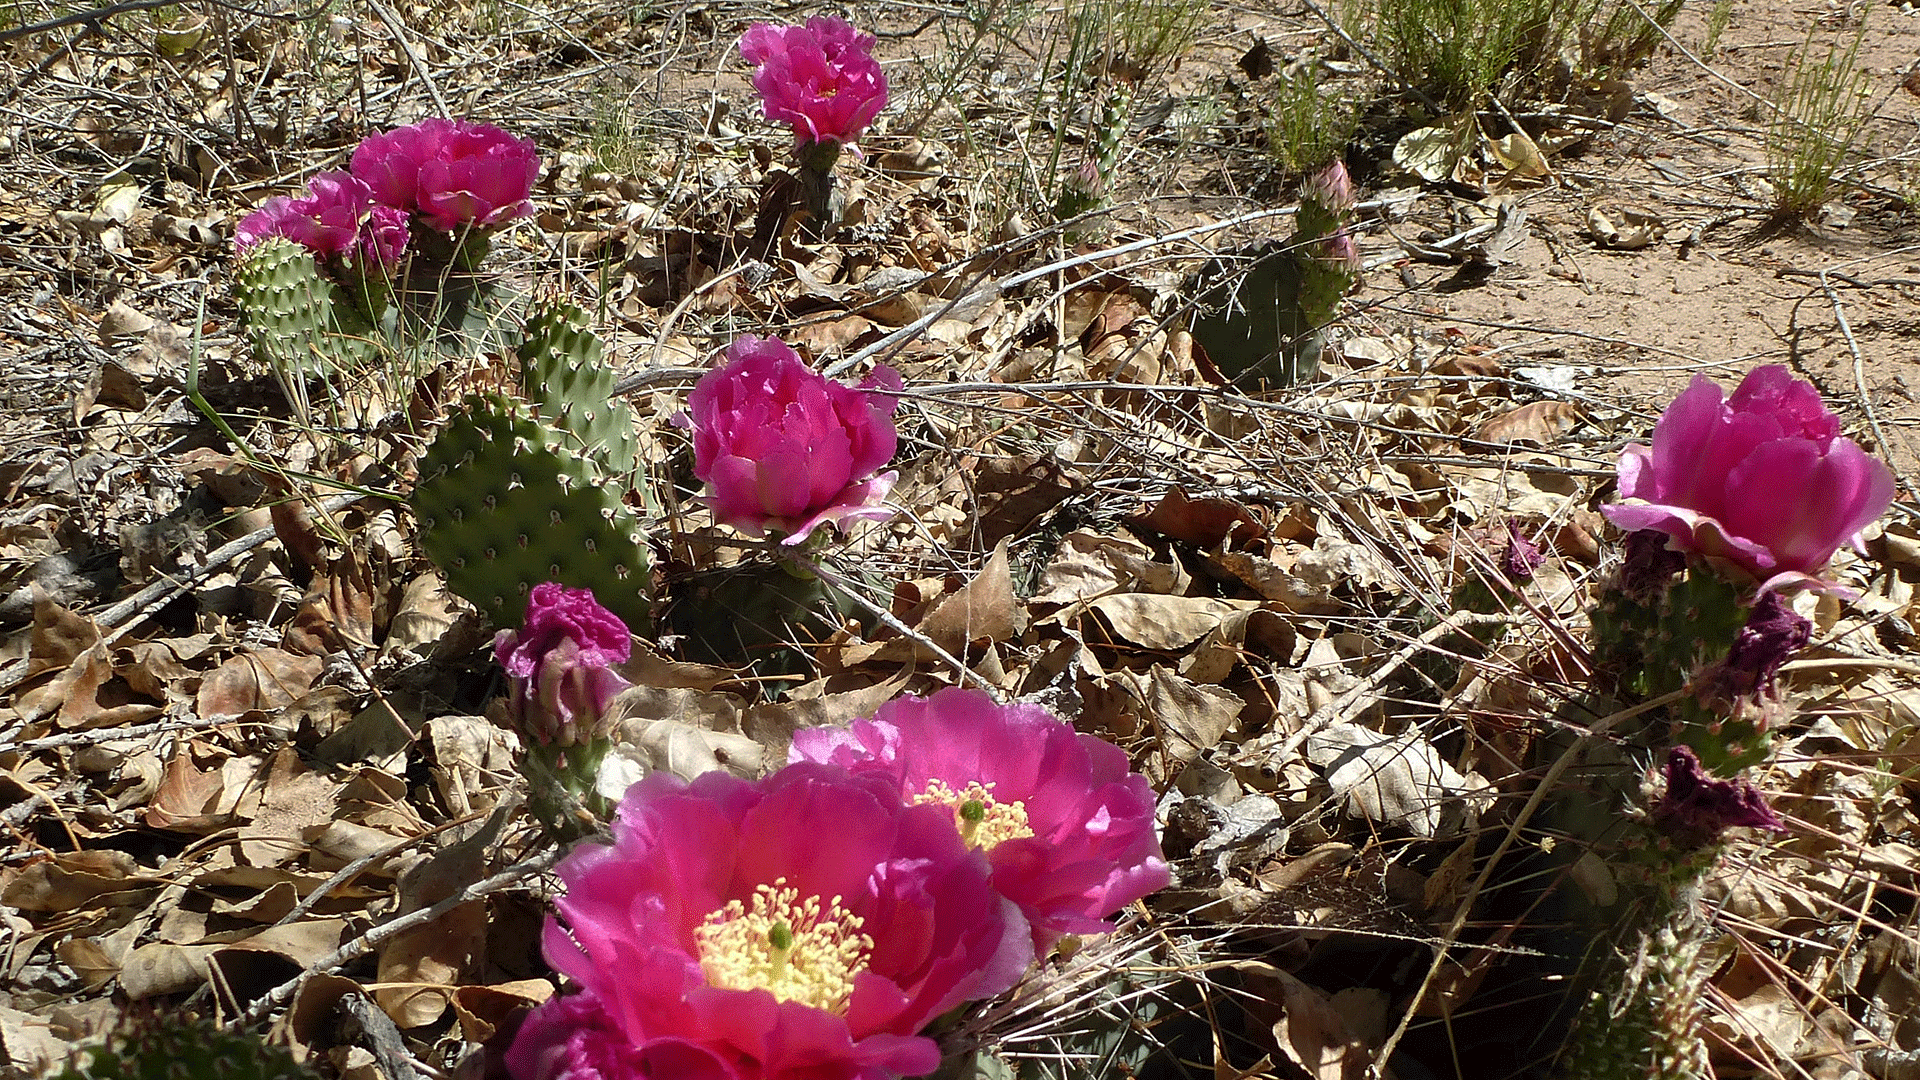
[507,764,1031,1080]
[417,121,541,231]
[789,688,1172,953]
[234,172,408,270]
[738,17,888,150]
[351,118,454,211]
[1602,365,1895,594]
[350,118,540,232]
[235,196,306,253]
[687,336,901,544]
[493,583,633,747]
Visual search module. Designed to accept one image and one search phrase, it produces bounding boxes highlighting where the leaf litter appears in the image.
[1,0,1918,1078]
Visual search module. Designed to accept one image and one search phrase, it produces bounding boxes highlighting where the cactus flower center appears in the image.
[694,880,871,1012]
[913,779,1034,850]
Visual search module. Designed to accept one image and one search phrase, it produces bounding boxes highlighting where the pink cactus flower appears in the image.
[417,121,541,231]
[687,336,901,544]
[494,583,634,747]
[1602,365,1895,594]
[351,117,455,211]
[350,118,540,231]
[234,196,306,253]
[234,172,408,270]
[507,764,1032,1080]
[790,688,1172,953]
[738,17,889,149]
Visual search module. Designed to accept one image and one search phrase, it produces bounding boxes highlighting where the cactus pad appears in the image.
[412,393,651,630]
[517,298,645,486]
[232,237,377,381]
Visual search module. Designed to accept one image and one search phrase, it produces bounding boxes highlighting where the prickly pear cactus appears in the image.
[1590,564,1769,772]
[48,1009,317,1080]
[1560,915,1713,1080]
[668,561,854,680]
[1189,159,1359,389]
[412,300,654,630]
[412,394,650,631]
[232,237,378,380]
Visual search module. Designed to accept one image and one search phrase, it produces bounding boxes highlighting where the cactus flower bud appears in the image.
[1300,159,1354,214]
[494,583,633,747]
[1651,746,1787,848]
[739,17,888,151]
[1603,365,1895,595]
[686,335,902,544]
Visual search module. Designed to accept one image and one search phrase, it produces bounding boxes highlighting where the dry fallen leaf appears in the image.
[1473,400,1582,446]
[1305,723,1491,839]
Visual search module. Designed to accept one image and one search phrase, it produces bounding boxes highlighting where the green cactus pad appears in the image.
[49,1009,317,1080]
[1190,242,1328,389]
[233,238,378,380]
[412,393,651,630]
[517,298,645,486]
[667,561,851,680]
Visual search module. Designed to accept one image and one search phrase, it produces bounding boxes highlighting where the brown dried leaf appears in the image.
[1304,723,1491,839]
[1472,400,1582,446]
[1237,961,1373,1080]
[916,538,1025,655]
[144,745,262,831]
[1090,594,1262,652]
[2,850,163,912]
[956,454,1080,550]
[1131,488,1266,550]
[1031,530,1183,606]
[374,804,513,1027]
[451,981,555,1044]
[197,649,325,718]
[376,900,486,1028]
[1126,665,1243,767]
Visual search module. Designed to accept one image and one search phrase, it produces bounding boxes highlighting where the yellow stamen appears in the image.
[695,880,871,1013]
[913,779,1035,851]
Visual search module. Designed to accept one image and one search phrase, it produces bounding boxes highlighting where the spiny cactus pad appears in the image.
[233,237,377,380]
[412,393,650,630]
[517,299,645,486]
[49,1010,317,1080]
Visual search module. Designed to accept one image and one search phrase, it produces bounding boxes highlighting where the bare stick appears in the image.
[1820,268,1920,504]
[367,0,449,119]
[238,846,561,1026]
[89,492,364,644]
